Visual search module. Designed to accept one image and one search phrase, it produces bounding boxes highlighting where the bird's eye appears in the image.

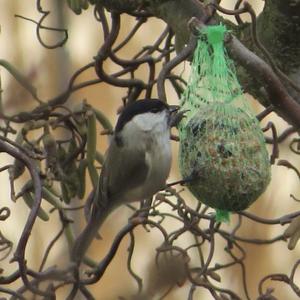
[151,107,160,113]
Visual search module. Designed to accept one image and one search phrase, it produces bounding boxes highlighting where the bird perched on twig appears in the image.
[72,99,176,264]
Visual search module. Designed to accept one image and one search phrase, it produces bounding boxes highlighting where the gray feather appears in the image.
[102,139,149,204]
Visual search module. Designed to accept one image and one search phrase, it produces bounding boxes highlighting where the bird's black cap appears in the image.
[115,99,169,133]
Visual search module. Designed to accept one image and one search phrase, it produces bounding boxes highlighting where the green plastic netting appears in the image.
[178,25,271,222]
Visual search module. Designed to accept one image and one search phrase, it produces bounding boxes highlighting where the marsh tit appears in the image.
[72,99,174,263]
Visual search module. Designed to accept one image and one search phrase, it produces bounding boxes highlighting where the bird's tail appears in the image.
[71,196,115,264]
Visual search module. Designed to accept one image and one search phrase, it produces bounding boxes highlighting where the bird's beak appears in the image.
[168,105,180,127]
[168,105,180,114]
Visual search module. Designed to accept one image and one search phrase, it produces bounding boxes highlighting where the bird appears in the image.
[72,99,174,263]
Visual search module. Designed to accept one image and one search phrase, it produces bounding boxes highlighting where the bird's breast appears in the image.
[144,131,172,195]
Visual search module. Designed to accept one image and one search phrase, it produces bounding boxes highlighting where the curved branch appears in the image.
[0,138,49,297]
[228,35,300,128]
[157,34,197,102]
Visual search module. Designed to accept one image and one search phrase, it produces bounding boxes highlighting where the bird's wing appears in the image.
[100,140,149,203]
[72,140,148,263]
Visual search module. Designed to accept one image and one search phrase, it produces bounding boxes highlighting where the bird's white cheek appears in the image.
[132,111,169,132]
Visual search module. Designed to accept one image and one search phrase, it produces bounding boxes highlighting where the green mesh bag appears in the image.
[178,25,271,222]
